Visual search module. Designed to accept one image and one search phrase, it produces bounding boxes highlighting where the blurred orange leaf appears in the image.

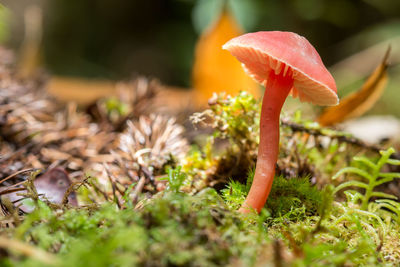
[192,9,260,107]
[47,76,194,114]
[47,77,117,105]
[317,48,390,127]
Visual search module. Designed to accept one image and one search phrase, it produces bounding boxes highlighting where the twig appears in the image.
[61,176,90,206]
[103,164,121,209]
[0,168,39,185]
[281,119,388,155]
[0,187,25,196]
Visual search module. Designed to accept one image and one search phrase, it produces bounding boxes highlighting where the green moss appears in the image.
[4,189,269,267]
[266,176,322,220]
[2,170,397,266]
[222,170,322,222]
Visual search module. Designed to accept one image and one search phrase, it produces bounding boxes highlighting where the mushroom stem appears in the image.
[239,71,293,213]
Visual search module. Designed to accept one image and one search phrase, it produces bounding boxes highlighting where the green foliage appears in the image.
[267,186,389,266]
[191,91,260,153]
[316,185,334,223]
[373,199,400,224]
[182,141,215,180]
[328,147,400,258]
[4,189,269,267]
[221,168,253,210]
[294,232,382,266]
[6,182,392,266]
[222,169,323,223]
[333,147,400,210]
[221,179,246,210]
[4,144,399,266]
[207,91,260,147]
[162,166,187,193]
[266,176,322,222]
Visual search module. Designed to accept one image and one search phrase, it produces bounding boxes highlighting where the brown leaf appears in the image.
[317,48,390,127]
[47,77,117,106]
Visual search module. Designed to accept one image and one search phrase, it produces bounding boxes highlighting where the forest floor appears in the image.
[1,47,400,266]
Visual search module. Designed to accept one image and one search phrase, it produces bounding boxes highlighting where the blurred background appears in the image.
[0,0,399,117]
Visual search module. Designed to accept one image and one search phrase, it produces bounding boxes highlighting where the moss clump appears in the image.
[266,176,322,220]
[3,189,269,267]
[222,170,322,222]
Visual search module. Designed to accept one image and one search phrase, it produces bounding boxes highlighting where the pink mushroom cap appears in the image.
[222,31,338,106]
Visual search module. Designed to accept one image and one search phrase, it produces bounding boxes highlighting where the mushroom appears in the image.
[223,31,339,213]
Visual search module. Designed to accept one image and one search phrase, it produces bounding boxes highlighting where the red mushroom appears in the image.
[223,31,339,213]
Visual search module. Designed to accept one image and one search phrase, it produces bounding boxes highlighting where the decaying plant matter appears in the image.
[0,47,188,207]
[91,115,189,204]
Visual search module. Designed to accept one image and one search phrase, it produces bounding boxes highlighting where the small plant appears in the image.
[221,168,253,210]
[373,199,400,225]
[199,91,260,147]
[162,166,187,193]
[331,147,400,244]
[190,91,261,160]
[221,180,247,210]
[333,147,400,210]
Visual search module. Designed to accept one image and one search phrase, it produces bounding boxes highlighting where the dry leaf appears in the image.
[47,77,117,105]
[318,48,390,127]
[192,9,260,107]
[47,76,191,114]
